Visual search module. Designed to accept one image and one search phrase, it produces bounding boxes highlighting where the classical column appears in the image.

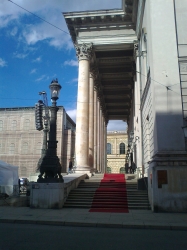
[99,109,102,172]
[88,72,94,170]
[97,100,100,172]
[104,120,107,173]
[101,115,104,172]
[75,43,93,172]
[93,87,98,171]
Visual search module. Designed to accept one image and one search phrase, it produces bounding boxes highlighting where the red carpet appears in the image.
[89,174,129,213]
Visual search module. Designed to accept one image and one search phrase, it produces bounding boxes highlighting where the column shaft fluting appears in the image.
[88,73,94,170]
[99,108,102,172]
[75,43,93,172]
[100,114,103,172]
[94,88,98,171]
[97,100,100,171]
[75,59,89,169]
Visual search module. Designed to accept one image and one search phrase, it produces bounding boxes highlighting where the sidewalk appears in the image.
[0,206,187,230]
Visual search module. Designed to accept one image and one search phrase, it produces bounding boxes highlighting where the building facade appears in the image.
[63,0,187,212]
[107,131,128,173]
[0,107,75,178]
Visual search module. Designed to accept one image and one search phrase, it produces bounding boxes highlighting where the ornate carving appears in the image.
[75,43,93,61]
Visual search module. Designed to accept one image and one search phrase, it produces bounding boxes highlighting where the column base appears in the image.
[147,151,187,212]
[74,165,94,177]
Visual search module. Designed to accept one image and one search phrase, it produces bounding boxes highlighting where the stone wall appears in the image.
[0,107,75,178]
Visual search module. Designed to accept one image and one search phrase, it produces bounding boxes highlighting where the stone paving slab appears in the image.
[0,207,187,230]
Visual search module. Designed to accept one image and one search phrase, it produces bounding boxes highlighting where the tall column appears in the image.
[97,100,100,171]
[75,43,93,172]
[101,115,104,172]
[88,73,94,171]
[93,88,98,171]
[99,109,102,172]
[104,122,107,173]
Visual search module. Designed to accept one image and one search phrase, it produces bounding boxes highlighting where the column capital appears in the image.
[75,43,93,61]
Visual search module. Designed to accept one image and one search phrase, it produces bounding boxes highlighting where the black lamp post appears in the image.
[37,79,63,183]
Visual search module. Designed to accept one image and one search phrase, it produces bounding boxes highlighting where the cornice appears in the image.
[63,9,125,19]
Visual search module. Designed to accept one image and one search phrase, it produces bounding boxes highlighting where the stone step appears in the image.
[63,204,151,210]
[66,200,149,207]
[67,195,149,201]
[64,175,150,210]
[69,192,148,196]
[70,191,148,195]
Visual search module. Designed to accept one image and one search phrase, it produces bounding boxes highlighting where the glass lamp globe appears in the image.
[49,79,62,100]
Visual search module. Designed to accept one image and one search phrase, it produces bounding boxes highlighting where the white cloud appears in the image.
[64,60,78,67]
[32,56,42,63]
[0,58,7,67]
[107,120,127,132]
[13,52,28,59]
[30,68,37,74]
[10,26,18,36]
[22,21,72,50]
[35,74,48,82]
[0,0,121,49]
[66,109,76,123]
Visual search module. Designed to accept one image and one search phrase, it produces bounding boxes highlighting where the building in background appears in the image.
[107,131,128,173]
[0,107,75,178]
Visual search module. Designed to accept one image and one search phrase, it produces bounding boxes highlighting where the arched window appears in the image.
[36,142,42,154]
[11,120,17,130]
[24,119,30,130]
[9,143,15,154]
[0,120,3,131]
[119,143,125,154]
[22,142,28,154]
[107,143,112,154]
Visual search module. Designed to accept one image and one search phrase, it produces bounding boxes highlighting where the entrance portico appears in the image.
[63,0,187,212]
[64,8,137,174]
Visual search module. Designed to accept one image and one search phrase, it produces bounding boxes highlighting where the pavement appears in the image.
[0,173,187,230]
[0,206,187,230]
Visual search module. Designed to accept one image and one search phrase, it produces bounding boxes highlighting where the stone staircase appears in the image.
[63,174,151,210]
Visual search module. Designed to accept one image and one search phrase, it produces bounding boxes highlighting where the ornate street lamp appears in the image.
[37,79,63,183]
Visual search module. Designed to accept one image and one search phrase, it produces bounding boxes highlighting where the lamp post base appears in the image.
[37,155,64,183]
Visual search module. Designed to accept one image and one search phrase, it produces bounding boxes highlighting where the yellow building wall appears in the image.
[107,131,128,173]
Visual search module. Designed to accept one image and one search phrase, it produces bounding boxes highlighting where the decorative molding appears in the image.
[136,0,146,39]
[75,43,93,61]
[140,69,151,111]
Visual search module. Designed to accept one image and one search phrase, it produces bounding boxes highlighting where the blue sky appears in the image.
[0,0,127,131]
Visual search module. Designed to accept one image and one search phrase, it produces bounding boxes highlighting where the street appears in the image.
[0,223,186,250]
